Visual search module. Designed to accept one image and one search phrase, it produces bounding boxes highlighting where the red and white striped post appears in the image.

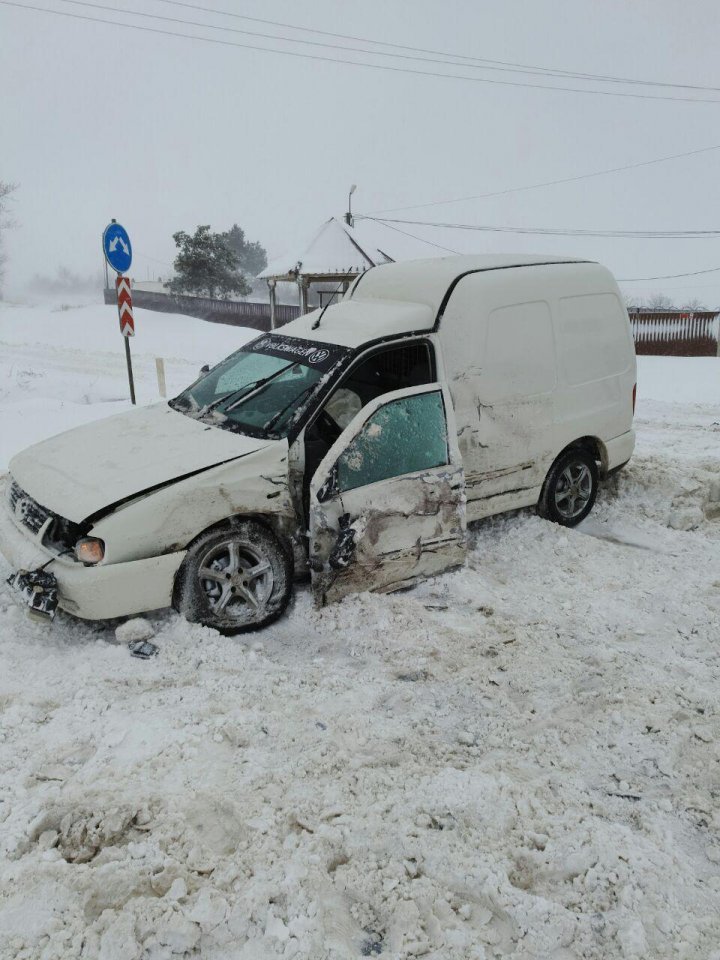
[115,274,136,404]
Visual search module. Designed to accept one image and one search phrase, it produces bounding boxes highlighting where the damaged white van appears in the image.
[1,255,636,632]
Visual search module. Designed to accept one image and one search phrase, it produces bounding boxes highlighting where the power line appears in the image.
[363,216,720,239]
[3,1,720,105]
[47,0,720,94]
[369,219,460,255]
[618,265,720,281]
[153,0,720,95]
[369,143,720,214]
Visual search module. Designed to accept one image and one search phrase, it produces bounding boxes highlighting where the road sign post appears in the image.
[116,275,136,405]
[102,221,136,404]
[124,337,136,406]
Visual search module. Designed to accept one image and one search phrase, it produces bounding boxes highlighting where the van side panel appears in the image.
[553,288,636,465]
[437,270,558,517]
[437,263,635,521]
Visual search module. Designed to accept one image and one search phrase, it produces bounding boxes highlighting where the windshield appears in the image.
[171,334,350,439]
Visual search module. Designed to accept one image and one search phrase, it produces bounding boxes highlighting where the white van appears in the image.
[1,255,636,632]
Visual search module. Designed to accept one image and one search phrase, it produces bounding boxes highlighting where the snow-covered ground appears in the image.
[0,301,719,960]
[0,301,255,470]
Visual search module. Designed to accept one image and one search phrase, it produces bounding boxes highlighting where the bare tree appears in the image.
[680,297,707,312]
[646,293,675,311]
[0,181,18,298]
[623,294,643,309]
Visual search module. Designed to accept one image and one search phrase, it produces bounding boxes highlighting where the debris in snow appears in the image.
[115,617,155,644]
[128,639,159,659]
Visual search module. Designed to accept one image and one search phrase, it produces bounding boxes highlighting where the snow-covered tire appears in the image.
[538,448,599,528]
[173,519,293,634]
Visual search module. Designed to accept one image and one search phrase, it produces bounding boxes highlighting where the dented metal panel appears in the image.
[92,443,296,565]
[308,384,466,607]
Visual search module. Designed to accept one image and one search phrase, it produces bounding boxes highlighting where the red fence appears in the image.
[629,310,720,357]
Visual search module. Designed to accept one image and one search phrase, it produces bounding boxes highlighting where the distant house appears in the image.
[259,216,448,326]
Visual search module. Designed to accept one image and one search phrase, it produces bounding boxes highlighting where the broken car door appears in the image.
[308,384,466,606]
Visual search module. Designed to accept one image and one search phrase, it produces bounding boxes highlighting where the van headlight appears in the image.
[75,537,105,565]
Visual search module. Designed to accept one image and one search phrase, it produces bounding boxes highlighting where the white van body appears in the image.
[347,254,636,521]
[0,255,636,629]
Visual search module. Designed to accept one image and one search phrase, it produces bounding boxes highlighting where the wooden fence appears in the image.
[628,310,720,357]
[103,287,299,331]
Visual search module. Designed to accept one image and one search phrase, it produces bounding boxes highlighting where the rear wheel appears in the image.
[538,449,599,527]
[173,519,292,634]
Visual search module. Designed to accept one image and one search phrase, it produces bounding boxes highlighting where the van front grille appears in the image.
[7,479,53,535]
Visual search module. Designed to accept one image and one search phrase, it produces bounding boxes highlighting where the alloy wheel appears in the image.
[197,538,274,624]
[553,461,593,520]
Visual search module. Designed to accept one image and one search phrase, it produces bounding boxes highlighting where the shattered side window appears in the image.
[337,391,449,493]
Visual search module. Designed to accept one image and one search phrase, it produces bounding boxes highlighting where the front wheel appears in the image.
[173,519,293,634]
[538,449,599,527]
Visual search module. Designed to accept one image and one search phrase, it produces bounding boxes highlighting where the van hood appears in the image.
[9,402,274,523]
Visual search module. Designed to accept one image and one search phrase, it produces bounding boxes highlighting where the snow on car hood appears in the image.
[9,402,273,523]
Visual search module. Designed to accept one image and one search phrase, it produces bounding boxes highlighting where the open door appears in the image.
[308,383,466,607]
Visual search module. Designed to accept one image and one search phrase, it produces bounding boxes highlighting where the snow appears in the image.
[0,301,254,470]
[637,355,720,406]
[1,301,720,959]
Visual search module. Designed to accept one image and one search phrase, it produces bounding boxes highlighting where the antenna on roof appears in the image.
[345,184,357,227]
[311,270,357,331]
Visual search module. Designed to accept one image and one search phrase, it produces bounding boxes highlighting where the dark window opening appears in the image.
[302,341,435,521]
[341,342,433,409]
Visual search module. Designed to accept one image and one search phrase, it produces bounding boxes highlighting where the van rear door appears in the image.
[308,384,466,607]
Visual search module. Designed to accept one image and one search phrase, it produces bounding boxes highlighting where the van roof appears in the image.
[276,254,594,349]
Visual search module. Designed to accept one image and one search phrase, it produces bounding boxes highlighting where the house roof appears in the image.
[259,216,445,281]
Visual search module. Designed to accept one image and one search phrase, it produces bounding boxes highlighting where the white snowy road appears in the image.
[0,302,719,959]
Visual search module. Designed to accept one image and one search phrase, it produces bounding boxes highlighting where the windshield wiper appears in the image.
[198,364,294,417]
[263,382,318,436]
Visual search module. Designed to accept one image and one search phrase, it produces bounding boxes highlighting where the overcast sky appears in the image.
[2,0,719,305]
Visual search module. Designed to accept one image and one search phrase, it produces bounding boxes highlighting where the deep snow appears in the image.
[0,301,719,960]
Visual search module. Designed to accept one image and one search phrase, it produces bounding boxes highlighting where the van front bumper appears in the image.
[0,487,186,621]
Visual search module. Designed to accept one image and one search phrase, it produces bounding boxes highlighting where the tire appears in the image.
[173,519,293,634]
[538,448,599,527]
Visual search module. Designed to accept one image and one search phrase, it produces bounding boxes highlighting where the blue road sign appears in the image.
[102,222,132,274]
